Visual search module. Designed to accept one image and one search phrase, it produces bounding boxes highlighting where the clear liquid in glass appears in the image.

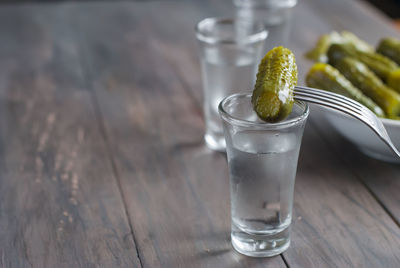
[228,131,300,257]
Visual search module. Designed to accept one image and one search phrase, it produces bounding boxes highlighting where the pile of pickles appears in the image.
[305,31,400,119]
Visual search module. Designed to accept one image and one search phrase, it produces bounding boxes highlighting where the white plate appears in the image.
[320,106,400,163]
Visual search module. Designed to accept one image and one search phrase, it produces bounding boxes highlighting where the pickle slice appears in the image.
[252,46,297,122]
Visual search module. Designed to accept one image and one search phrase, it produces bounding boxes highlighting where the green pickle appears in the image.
[332,57,400,118]
[306,63,385,117]
[377,37,400,65]
[305,32,342,62]
[387,69,400,93]
[252,46,297,122]
[340,31,374,52]
[305,31,373,63]
[376,38,400,93]
[327,43,399,81]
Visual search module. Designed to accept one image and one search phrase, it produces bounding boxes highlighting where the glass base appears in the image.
[204,133,226,152]
[231,225,290,257]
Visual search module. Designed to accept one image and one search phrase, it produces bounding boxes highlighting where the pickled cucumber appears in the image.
[306,63,385,117]
[332,57,400,118]
[305,32,342,62]
[327,43,398,81]
[340,31,374,52]
[305,31,373,63]
[376,38,400,93]
[387,69,400,93]
[252,46,297,122]
[377,37,400,65]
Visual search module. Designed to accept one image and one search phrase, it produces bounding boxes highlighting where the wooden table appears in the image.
[0,0,399,267]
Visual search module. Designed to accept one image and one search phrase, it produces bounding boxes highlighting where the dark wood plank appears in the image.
[68,0,400,267]
[0,4,141,267]
[69,1,286,267]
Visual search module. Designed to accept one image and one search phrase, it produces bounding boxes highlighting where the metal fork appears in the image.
[294,86,400,158]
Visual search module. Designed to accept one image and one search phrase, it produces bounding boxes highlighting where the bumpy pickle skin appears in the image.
[332,57,400,118]
[306,63,385,117]
[252,46,297,122]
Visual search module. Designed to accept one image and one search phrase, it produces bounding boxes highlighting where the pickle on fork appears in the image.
[252,46,298,122]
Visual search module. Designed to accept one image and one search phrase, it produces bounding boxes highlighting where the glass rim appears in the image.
[195,17,268,45]
[233,0,298,9]
[219,91,309,129]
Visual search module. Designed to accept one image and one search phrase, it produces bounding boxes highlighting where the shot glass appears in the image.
[196,18,267,151]
[234,0,297,52]
[219,92,309,257]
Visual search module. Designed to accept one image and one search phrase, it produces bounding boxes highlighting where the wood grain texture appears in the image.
[0,4,140,267]
[285,123,400,267]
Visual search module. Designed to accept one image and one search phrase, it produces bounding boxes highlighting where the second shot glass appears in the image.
[196,18,267,151]
[234,0,297,53]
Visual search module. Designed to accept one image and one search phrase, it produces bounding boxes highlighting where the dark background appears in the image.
[366,0,400,18]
